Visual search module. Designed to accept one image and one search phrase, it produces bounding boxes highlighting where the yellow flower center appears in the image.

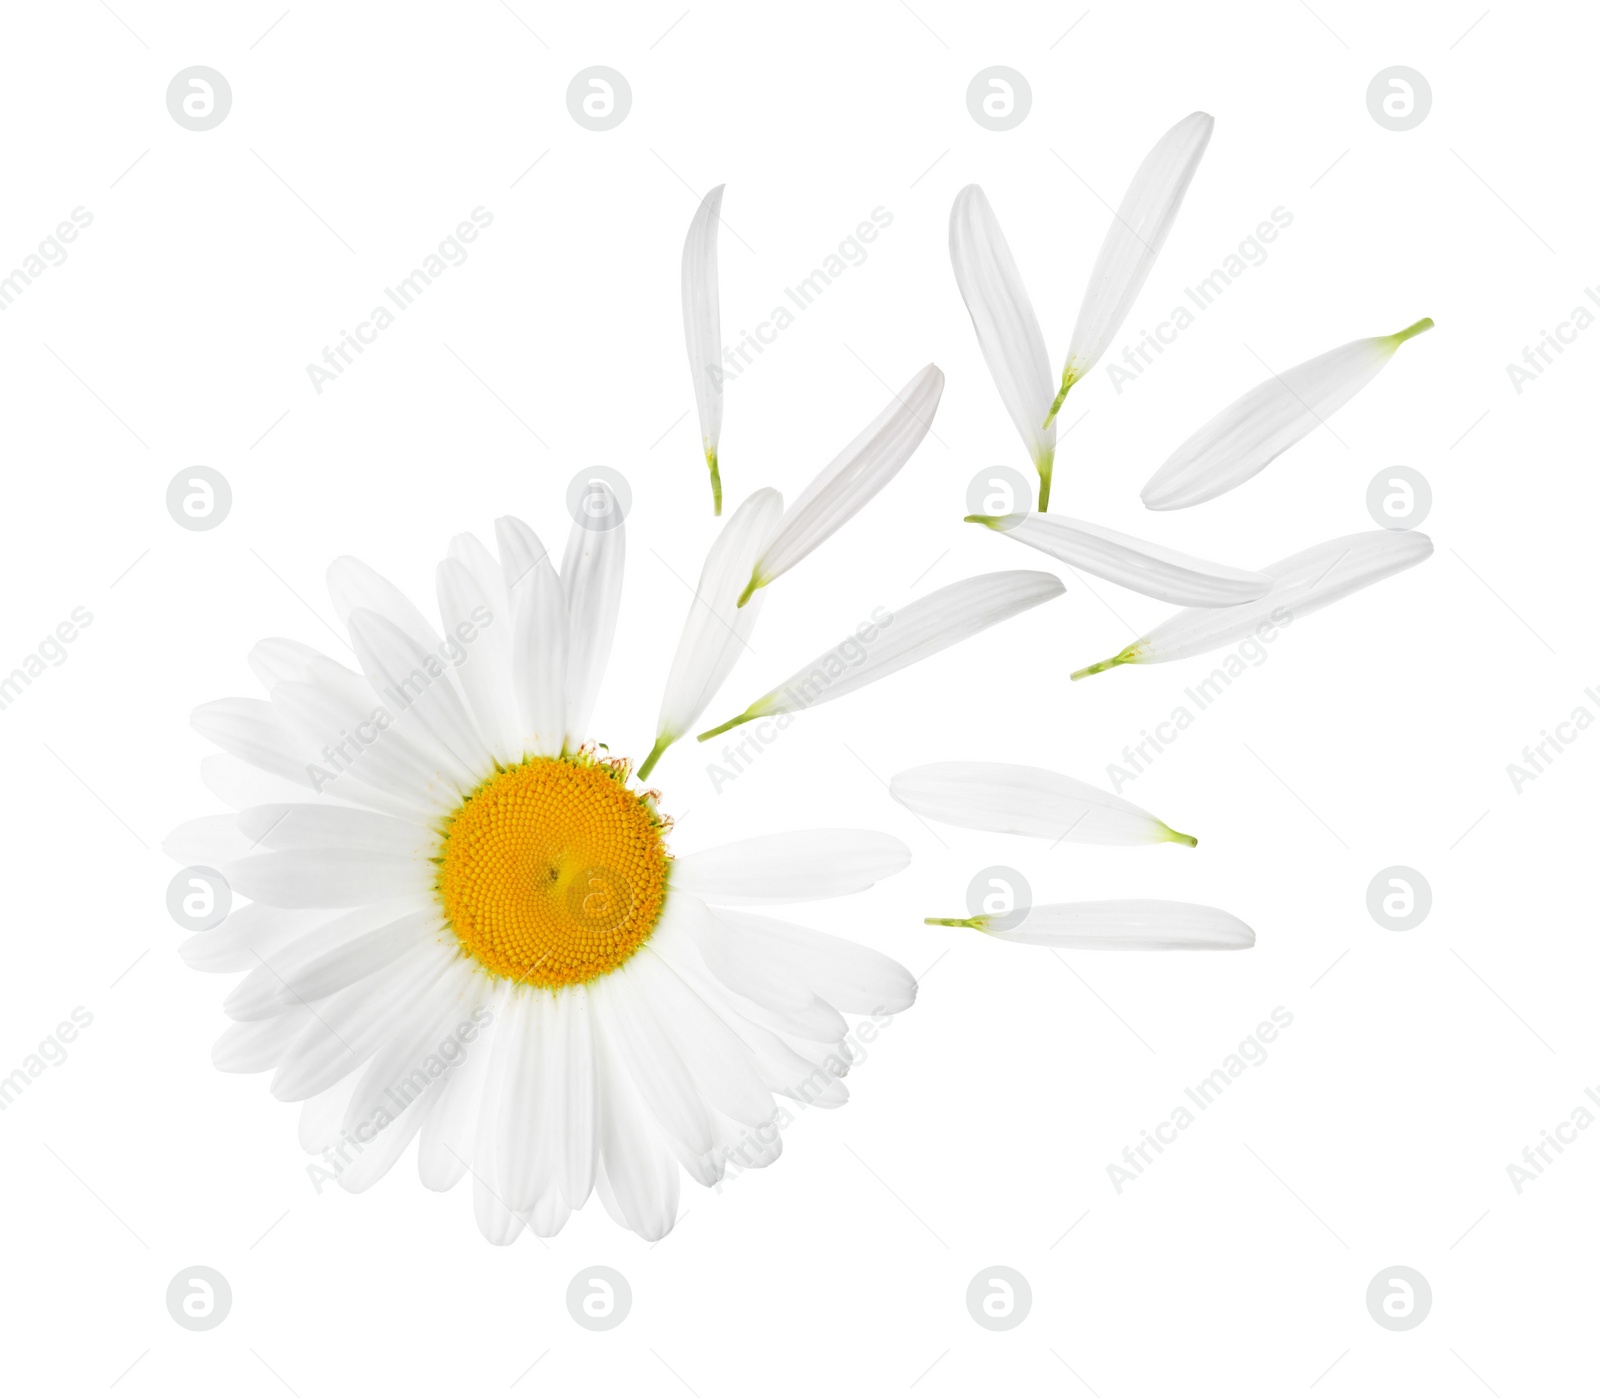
[436,755,669,987]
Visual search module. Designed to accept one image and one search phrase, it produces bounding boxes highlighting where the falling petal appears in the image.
[1142,318,1434,510]
[738,364,944,606]
[681,184,726,513]
[641,487,783,778]
[1072,529,1433,678]
[967,511,1270,606]
[1045,112,1214,428]
[701,570,1062,738]
[928,899,1254,949]
[949,185,1057,508]
[892,761,1195,846]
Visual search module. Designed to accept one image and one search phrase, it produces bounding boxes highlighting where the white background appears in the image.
[0,1,1592,1393]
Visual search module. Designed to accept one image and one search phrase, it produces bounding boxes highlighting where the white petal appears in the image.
[418,1000,495,1191]
[1051,111,1213,418]
[709,909,917,1015]
[671,829,911,904]
[891,762,1196,846]
[213,1010,311,1073]
[191,698,317,790]
[592,959,713,1154]
[665,897,848,1039]
[948,185,1055,482]
[560,494,625,749]
[224,846,431,908]
[180,904,329,974]
[496,516,567,757]
[742,364,944,602]
[959,899,1254,950]
[270,671,462,816]
[702,570,1063,737]
[223,909,438,1018]
[1074,530,1434,677]
[681,183,726,511]
[592,1014,681,1241]
[272,943,454,1100]
[630,949,774,1128]
[347,609,494,778]
[248,638,325,691]
[970,512,1270,606]
[644,487,782,777]
[551,986,599,1209]
[1142,319,1434,510]
[327,556,443,657]
[163,814,253,868]
[337,1085,437,1193]
[201,753,321,811]
[234,804,431,856]
[437,558,521,764]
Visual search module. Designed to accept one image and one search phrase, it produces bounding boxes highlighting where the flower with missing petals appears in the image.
[172,499,921,1244]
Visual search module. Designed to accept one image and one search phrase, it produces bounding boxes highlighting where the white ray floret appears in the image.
[966,511,1270,606]
[681,183,726,512]
[1072,529,1434,678]
[891,761,1196,847]
[929,900,1254,950]
[701,569,1063,739]
[1044,111,1214,428]
[737,364,944,606]
[640,487,783,778]
[949,184,1057,508]
[1142,318,1435,510]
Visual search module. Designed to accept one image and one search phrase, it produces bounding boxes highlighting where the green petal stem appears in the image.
[1070,644,1140,681]
[697,707,758,742]
[636,734,672,782]
[924,915,987,930]
[1041,369,1077,431]
[1387,316,1434,348]
[707,449,723,516]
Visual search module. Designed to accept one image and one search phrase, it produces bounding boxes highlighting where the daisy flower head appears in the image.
[171,412,1065,1244]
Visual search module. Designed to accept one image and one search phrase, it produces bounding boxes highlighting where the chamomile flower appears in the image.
[170,482,1050,1244]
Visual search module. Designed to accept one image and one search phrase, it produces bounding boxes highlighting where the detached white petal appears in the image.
[671,830,911,905]
[930,899,1253,950]
[891,761,1195,847]
[1046,111,1213,427]
[560,487,625,750]
[641,487,783,778]
[682,184,726,513]
[701,569,1063,738]
[739,364,944,606]
[949,185,1057,505]
[967,511,1270,606]
[1073,529,1433,678]
[1142,318,1435,510]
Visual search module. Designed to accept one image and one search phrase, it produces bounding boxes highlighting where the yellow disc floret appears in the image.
[436,754,669,987]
